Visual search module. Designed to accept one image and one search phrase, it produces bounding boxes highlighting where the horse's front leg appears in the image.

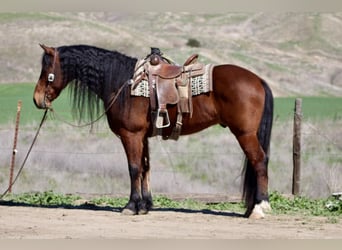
[120,133,150,215]
[139,137,153,214]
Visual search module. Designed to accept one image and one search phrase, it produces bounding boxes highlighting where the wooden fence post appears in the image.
[292,98,302,196]
[8,100,22,193]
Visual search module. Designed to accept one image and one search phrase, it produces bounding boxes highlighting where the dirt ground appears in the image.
[0,205,341,239]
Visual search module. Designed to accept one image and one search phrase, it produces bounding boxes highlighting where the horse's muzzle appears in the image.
[33,94,50,109]
[33,97,45,109]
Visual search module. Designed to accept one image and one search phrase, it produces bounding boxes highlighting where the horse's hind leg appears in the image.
[236,133,271,219]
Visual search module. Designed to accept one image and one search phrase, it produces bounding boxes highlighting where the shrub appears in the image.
[186,38,201,48]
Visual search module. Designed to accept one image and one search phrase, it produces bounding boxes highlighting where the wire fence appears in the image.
[0,104,341,199]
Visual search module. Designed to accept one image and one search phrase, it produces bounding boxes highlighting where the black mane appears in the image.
[53,45,138,122]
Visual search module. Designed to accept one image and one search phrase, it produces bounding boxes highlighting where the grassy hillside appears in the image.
[0,13,341,199]
[0,12,342,96]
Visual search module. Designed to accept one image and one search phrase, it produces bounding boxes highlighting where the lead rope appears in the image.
[0,80,128,200]
[0,109,48,200]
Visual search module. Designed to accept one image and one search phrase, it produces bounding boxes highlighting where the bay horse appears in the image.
[33,44,273,219]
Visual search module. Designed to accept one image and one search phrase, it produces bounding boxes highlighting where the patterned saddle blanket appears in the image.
[131,63,214,98]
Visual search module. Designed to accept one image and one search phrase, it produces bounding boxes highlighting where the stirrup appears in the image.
[155,109,170,128]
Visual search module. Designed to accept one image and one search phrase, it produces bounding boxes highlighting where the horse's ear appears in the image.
[39,44,55,55]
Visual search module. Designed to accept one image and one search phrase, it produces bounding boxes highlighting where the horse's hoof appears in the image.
[121,208,137,216]
[248,203,265,219]
[260,200,272,213]
[138,209,149,215]
[137,200,152,215]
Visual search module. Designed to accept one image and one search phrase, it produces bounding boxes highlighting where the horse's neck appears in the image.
[63,58,104,99]
[62,49,136,103]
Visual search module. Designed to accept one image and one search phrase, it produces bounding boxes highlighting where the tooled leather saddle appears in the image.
[131,48,209,140]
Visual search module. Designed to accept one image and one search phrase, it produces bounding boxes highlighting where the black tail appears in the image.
[242,79,273,215]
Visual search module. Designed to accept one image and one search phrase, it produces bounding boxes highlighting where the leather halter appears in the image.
[47,48,57,84]
[43,48,58,108]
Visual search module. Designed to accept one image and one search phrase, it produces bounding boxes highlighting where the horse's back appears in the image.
[213,64,264,93]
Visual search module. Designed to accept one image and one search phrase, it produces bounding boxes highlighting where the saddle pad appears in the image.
[131,64,214,98]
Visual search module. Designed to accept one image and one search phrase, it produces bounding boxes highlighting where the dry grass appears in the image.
[270,119,342,197]
[0,117,340,198]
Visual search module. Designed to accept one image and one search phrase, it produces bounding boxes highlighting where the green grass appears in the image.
[0,13,67,22]
[1,83,341,125]
[2,191,341,220]
[269,191,342,217]
[0,83,73,125]
[2,190,81,207]
[274,97,342,121]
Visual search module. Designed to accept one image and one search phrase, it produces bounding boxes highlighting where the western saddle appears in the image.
[132,48,206,140]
